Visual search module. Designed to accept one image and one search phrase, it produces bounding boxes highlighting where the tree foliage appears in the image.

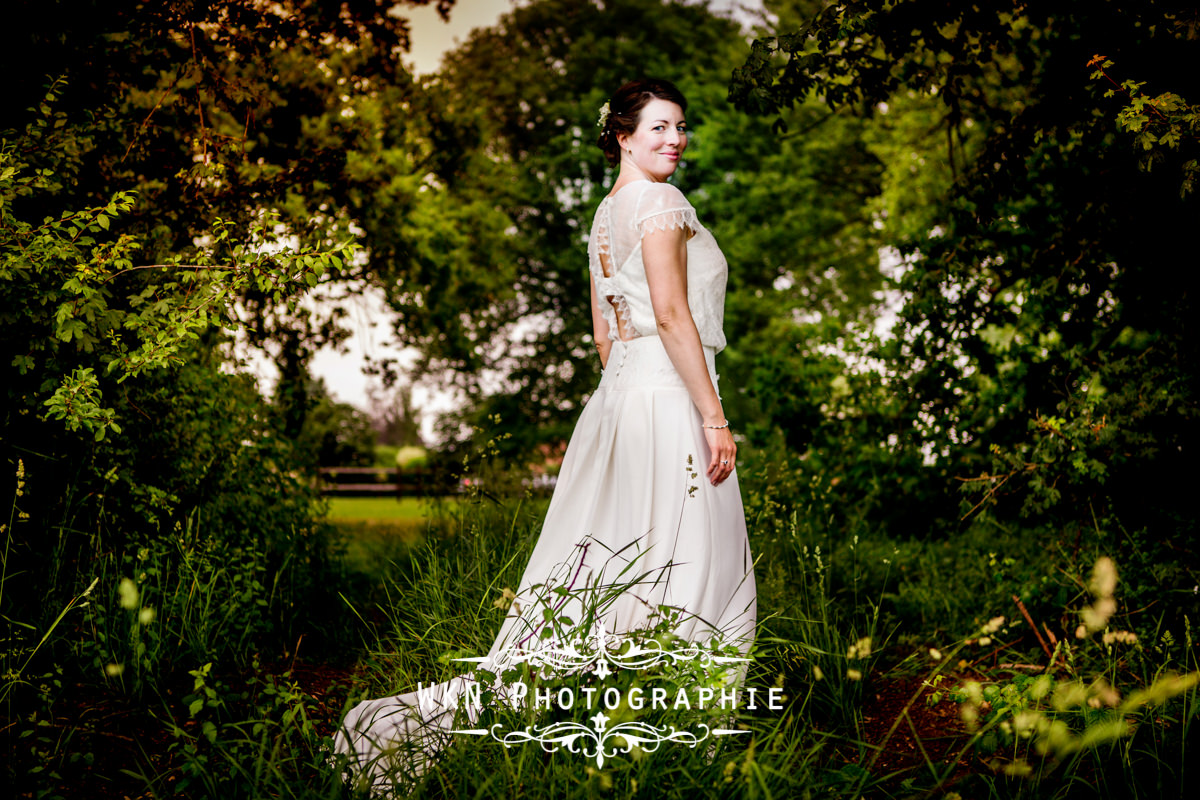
[297,379,378,467]
[0,0,453,650]
[730,1,1199,559]
[4,0,462,445]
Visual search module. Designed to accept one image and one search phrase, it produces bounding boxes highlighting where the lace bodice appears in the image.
[587,180,728,352]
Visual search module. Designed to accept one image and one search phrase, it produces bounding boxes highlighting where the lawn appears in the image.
[321,496,442,577]
[323,495,432,522]
[5,477,1196,799]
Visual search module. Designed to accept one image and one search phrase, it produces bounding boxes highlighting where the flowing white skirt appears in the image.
[334,336,757,788]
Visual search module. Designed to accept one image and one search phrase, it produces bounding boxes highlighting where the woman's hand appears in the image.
[704,424,736,486]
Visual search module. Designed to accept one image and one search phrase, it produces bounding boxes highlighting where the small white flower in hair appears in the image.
[597,101,610,128]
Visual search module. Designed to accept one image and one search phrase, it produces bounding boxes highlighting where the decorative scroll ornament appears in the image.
[454,715,749,768]
[455,621,750,680]
[451,622,752,764]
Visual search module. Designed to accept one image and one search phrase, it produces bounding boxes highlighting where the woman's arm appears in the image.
[642,226,736,486]
[589,270,613,370]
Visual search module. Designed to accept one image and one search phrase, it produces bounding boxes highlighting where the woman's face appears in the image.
[617,98,687,182]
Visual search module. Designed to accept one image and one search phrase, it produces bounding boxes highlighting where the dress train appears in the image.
[334,336,756,790]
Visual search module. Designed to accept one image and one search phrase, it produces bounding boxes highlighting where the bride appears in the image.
[334,78,757,789]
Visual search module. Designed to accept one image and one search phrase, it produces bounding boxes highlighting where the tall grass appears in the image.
[336,490,829,799]
[1,458,352,798]
[3,456,1197,799]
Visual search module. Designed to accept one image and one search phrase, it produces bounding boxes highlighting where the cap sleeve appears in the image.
[633,182,699,237]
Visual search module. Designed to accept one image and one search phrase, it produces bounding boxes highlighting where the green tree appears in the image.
[4,0,462,449]
[369,382,425,449]
[0,0,457,684]
[297,379,378,467]
[0,85,352,622]
[730,2,1199,555]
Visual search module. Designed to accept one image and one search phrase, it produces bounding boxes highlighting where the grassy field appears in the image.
[320,489,1199,799]
[323,496,433,521]
[321,496,443,577]
[4,476,1197,799]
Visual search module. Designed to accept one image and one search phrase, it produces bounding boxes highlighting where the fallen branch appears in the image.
[1013,595,1053,660]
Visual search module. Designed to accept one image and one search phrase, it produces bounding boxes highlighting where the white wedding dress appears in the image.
[334,180,757,790]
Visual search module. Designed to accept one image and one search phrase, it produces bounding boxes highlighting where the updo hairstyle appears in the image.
[596,78,688,167]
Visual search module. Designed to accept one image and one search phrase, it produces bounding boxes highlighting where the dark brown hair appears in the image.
[596,78,688,167]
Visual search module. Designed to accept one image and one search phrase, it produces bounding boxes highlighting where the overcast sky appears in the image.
[405,0,513,75]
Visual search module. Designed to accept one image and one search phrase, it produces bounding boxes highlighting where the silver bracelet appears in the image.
[703,421,730,429]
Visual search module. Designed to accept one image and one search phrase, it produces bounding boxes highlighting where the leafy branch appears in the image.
[1089,54,1200,196]
[1,143,357,441]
